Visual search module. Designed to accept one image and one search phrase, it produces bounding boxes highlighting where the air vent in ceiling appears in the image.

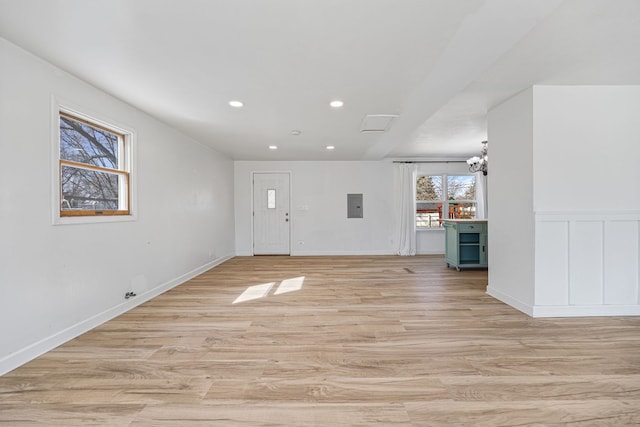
[360,114,399,132]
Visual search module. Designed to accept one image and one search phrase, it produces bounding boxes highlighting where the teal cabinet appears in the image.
[443,220,488,271]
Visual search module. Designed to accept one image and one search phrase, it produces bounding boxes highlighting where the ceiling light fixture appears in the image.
[467,141,488,176]
[268,145,278,150]
[329,100,344,108]
[291,130,302,136]
[229,100,244,108]
[326,145,335,150]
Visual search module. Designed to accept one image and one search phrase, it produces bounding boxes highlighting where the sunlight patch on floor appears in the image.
[274,276,305,295]
[233,276,305,304]
[232,282,276,304]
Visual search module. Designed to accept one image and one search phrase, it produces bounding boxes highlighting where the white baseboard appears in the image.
[0,254,233,376]
[291,250,395,256]
[487,287,640,318]
[486,287,534,317]
[238,250,397,257]
[532,304,640,318]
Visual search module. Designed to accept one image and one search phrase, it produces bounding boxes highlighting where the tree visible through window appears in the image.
[59,112,130,216]
[416,174,476,228]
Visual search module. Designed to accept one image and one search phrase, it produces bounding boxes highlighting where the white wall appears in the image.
[234,161,395,255]
[533,86,640,212]
[0,38,235,374]
[416,231,445,255]
[487,85,640,317]
[486,88,536,313]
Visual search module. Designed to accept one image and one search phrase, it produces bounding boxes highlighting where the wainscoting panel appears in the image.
[569,221,603,305]
[604,220,639,304]
[534,221,569,306]
[533,212,640,317]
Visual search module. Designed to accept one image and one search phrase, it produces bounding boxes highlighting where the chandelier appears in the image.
[467,140,488,176]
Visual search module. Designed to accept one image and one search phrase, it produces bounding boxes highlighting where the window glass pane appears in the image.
[267,189,276,209]
[61,165,123,211]
[449,201,477,219]
[60,116,119,169]
[416,202,442,228]
[416,175,442,201]
[447,175,475,200]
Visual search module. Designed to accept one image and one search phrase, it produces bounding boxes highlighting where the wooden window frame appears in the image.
[59,111,131,217]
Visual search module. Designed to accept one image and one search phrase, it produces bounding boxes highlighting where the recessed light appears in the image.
[268,145,278,150]
[291,130,302,136]
[330,100,344,108]
[229,100,244,108]
[326,145,335,150]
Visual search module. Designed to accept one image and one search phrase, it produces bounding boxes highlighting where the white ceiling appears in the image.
[1,0,639,161]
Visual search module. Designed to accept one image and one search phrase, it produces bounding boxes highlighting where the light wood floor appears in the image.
[2,255,640,426]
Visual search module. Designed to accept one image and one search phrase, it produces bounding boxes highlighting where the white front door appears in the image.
[253,173,290,255]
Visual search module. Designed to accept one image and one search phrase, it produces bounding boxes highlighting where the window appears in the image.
[416,174,476,228]
[58,111,131,217]
[267,189,276,209]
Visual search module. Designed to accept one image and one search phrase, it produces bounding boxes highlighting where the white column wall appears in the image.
[532,86,640,317]
[487,85,640,317]
[0,38,235,374]
[486,88,536,314]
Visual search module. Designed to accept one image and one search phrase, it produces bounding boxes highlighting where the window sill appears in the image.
[53,214,136,226]
[417,227,445,232]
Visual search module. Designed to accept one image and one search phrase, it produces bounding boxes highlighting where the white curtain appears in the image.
[475,171,488,219]
[396,163,417,256]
